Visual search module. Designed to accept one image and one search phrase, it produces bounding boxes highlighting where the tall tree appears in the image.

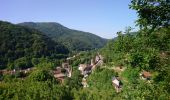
[130,0,170,29]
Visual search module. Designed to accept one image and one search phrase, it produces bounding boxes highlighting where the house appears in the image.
[78,64,87,71]
[83,65,92,76]
[95,53,103,61]
[54,73,66,83]
[62,63,72,77]
[78,64,88,74]
[53,63,72,83]
[53,67,65,83]
[65,67,72,77]
[66,55,76,60]
[91,59,95,66]
[22,68,33,74]
[140,71,152,80]
[62,63,70,69]
[53,67,62,74]
[78,64,92,76]
[94,54,103,67]
[112,77,122,93]
[95,55,100,62]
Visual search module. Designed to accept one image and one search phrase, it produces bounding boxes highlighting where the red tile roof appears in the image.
[142,71,152,78]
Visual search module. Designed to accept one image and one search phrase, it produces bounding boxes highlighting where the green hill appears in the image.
[0,21,69,69]
[18,22,107,51]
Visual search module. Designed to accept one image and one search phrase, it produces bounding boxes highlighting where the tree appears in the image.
[14,57,33,69]
[64,69,83,90]
[28,69,54,82]
[130,0,170,29]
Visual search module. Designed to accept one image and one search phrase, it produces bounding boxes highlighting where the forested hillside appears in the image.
[18,22,107,51]
[0,21,69,69]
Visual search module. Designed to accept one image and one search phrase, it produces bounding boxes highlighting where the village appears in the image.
[0,53,153,93]
[48,53,153,93]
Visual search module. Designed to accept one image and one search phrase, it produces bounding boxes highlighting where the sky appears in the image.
[0,0,138,39]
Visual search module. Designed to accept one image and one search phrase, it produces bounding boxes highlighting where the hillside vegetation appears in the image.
[0,21,69,69]
[18,22,107,51]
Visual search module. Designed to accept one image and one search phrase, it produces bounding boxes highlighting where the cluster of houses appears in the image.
[66,53,81,60]
[52,58,152,91]
[52,53,104,86]
[0,68,34,75]
[1,52,153,93]
[66,55,76,60]
[53,63,72,83]
[78,53,104,87]
[0,62,72,83]
[78,53,103,76]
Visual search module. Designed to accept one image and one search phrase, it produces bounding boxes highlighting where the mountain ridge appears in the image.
[18,22,107,51]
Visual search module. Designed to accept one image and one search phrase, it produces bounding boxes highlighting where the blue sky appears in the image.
[0,0,138,39]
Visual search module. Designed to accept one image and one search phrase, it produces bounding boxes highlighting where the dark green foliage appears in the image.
[101,31,135,65]
[130,0,170,29]
[98,1,170,98]
[122,67,140,83]
[100,22,170,99]
[14,57,33,69]
[18,22,107,51]
[0,61,73,100]
[72,68,117,100]
[101,26,170,70]
[0,21,69,69]
[0,79,72,100]
[64,69,83,90]
[28,69,53,82]
[100,27,170,99]
[121,81,170,99]
[87,68,115,90]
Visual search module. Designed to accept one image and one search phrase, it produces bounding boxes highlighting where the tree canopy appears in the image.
[0,21,69,69]
[130,0,170,29]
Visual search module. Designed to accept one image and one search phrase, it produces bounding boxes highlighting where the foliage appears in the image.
[87,68,115,90]
[121,81,170,100]
[72,68,117,100]
[130,0,170,29]
[0,62,72,100]
[64,68,83,90]
[100,15,170,100]
[0,80,72,100]
[28,69,53,82]
[122,67,140,83]
[0,21,69,69]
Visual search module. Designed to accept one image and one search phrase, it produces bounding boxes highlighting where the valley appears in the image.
[0,0,170,99]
